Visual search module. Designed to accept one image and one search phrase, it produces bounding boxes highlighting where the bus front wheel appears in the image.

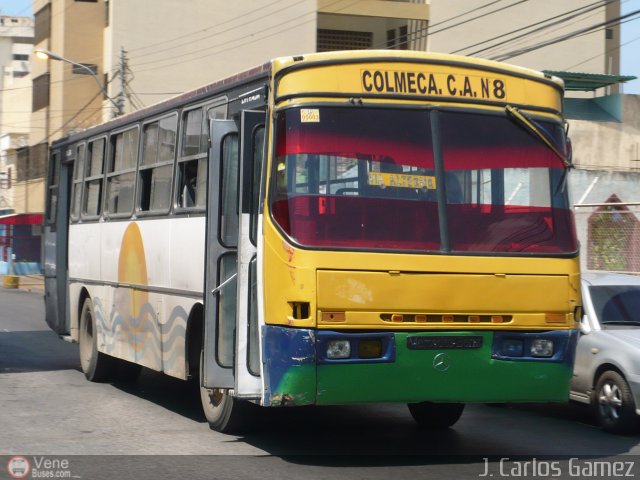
[79,297,115,382]
[407,402,465,429]
[199,353,255,433]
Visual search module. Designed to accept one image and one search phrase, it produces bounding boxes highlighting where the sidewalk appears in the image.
[1,274,44,294]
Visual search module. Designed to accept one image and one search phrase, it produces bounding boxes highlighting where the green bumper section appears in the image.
[262,327,576,406]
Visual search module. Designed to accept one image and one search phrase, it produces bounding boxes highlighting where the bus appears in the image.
[44,50,581,433]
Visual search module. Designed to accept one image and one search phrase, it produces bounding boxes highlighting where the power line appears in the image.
[125,0,291,60]
[452,0,611,56]
[492,8,640,61]
[129,4,349,73]
[431,0,530,36]
[44,90,104,141]
[564,33,640,71]
[128,0,353,70]
[427,0,506,30]
[367,0,530,50]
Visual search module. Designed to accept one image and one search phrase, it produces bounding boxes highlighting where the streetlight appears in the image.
[34,49,123,116]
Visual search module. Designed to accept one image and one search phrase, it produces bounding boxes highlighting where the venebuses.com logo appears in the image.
[6,456,73,478]
[7,456,30,479]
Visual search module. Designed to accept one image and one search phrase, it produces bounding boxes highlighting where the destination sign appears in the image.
[361,69,507,101]
[368,172,436,190]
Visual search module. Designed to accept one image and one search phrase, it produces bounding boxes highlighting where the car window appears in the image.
[589,285,640,326]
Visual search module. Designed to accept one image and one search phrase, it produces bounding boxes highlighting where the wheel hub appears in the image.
[598,381,623,420]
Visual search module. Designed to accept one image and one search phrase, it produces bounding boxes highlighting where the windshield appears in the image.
[270,107,577,254]
[589,285,640,327]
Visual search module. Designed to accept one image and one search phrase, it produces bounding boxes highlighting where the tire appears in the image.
[199,351,256,433]
[79,297,116,382]
[593,370,639,434]
[408,402,465,429]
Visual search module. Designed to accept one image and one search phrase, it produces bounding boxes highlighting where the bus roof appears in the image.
[52,50,563,149]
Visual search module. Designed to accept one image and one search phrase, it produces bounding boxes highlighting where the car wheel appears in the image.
[593,370,639,434]
[79,297,115,382]
[407,402,465,429]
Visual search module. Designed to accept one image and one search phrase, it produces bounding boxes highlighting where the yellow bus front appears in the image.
[259,52,580,407]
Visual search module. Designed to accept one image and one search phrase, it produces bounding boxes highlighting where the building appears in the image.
[30,0,430,143]
[1,15,34,215]
[22,0,640,274]
[0,15,41,275]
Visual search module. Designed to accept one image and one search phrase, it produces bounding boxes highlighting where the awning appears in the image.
[543,70,637,91]
[0,213,44,225]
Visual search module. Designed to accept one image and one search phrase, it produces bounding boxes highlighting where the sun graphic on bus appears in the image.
[117,223,149,335]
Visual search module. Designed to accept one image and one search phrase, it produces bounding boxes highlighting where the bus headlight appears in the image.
[326,340,351,359]
[531,339,554,357]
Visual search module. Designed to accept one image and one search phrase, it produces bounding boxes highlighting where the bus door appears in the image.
[44,147,73,335]
[204,110,265,398]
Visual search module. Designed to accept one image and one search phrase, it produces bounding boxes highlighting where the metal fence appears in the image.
[574,201,640,275]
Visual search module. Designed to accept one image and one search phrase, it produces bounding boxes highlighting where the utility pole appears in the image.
[115,47,127,117]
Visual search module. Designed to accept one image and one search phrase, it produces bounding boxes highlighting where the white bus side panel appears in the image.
[68,217,205,379]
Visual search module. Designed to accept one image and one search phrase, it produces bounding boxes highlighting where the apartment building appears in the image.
[0,15,34,216]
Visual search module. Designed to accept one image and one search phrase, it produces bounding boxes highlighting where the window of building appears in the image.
[32,74,50,111]
[139,115,177,213]
[317,29,372,52]
[398,25,408,50]
[106,127,139,216]
[386,26,409,50]
[387,29,396,49]
[606,28,614,40]
[72,63,98,75]
[34,4,51,45]
[83,137,106,217]
[13,71,29,79]
[13,54,29,61]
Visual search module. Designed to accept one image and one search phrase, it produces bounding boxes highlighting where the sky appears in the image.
[1,0,639,94]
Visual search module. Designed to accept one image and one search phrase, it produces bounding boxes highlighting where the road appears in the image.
[2,286,640,479]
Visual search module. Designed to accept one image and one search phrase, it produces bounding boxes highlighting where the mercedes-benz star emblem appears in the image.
[433,353,451,372]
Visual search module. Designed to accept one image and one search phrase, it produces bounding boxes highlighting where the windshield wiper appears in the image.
[505,105,571,168]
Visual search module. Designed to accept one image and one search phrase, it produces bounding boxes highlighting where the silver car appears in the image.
[570,272,640,434]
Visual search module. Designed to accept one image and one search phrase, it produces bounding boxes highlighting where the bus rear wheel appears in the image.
[79,297,115,382]
[407,402,465,429]
[199,352,255,433]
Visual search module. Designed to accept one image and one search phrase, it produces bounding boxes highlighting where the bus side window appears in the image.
[46,151,60,225]
[106,127,138,216]
[83,137,106,218]
[139,114,177,213]
[178,160,198,208]
[70,143,86,221]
